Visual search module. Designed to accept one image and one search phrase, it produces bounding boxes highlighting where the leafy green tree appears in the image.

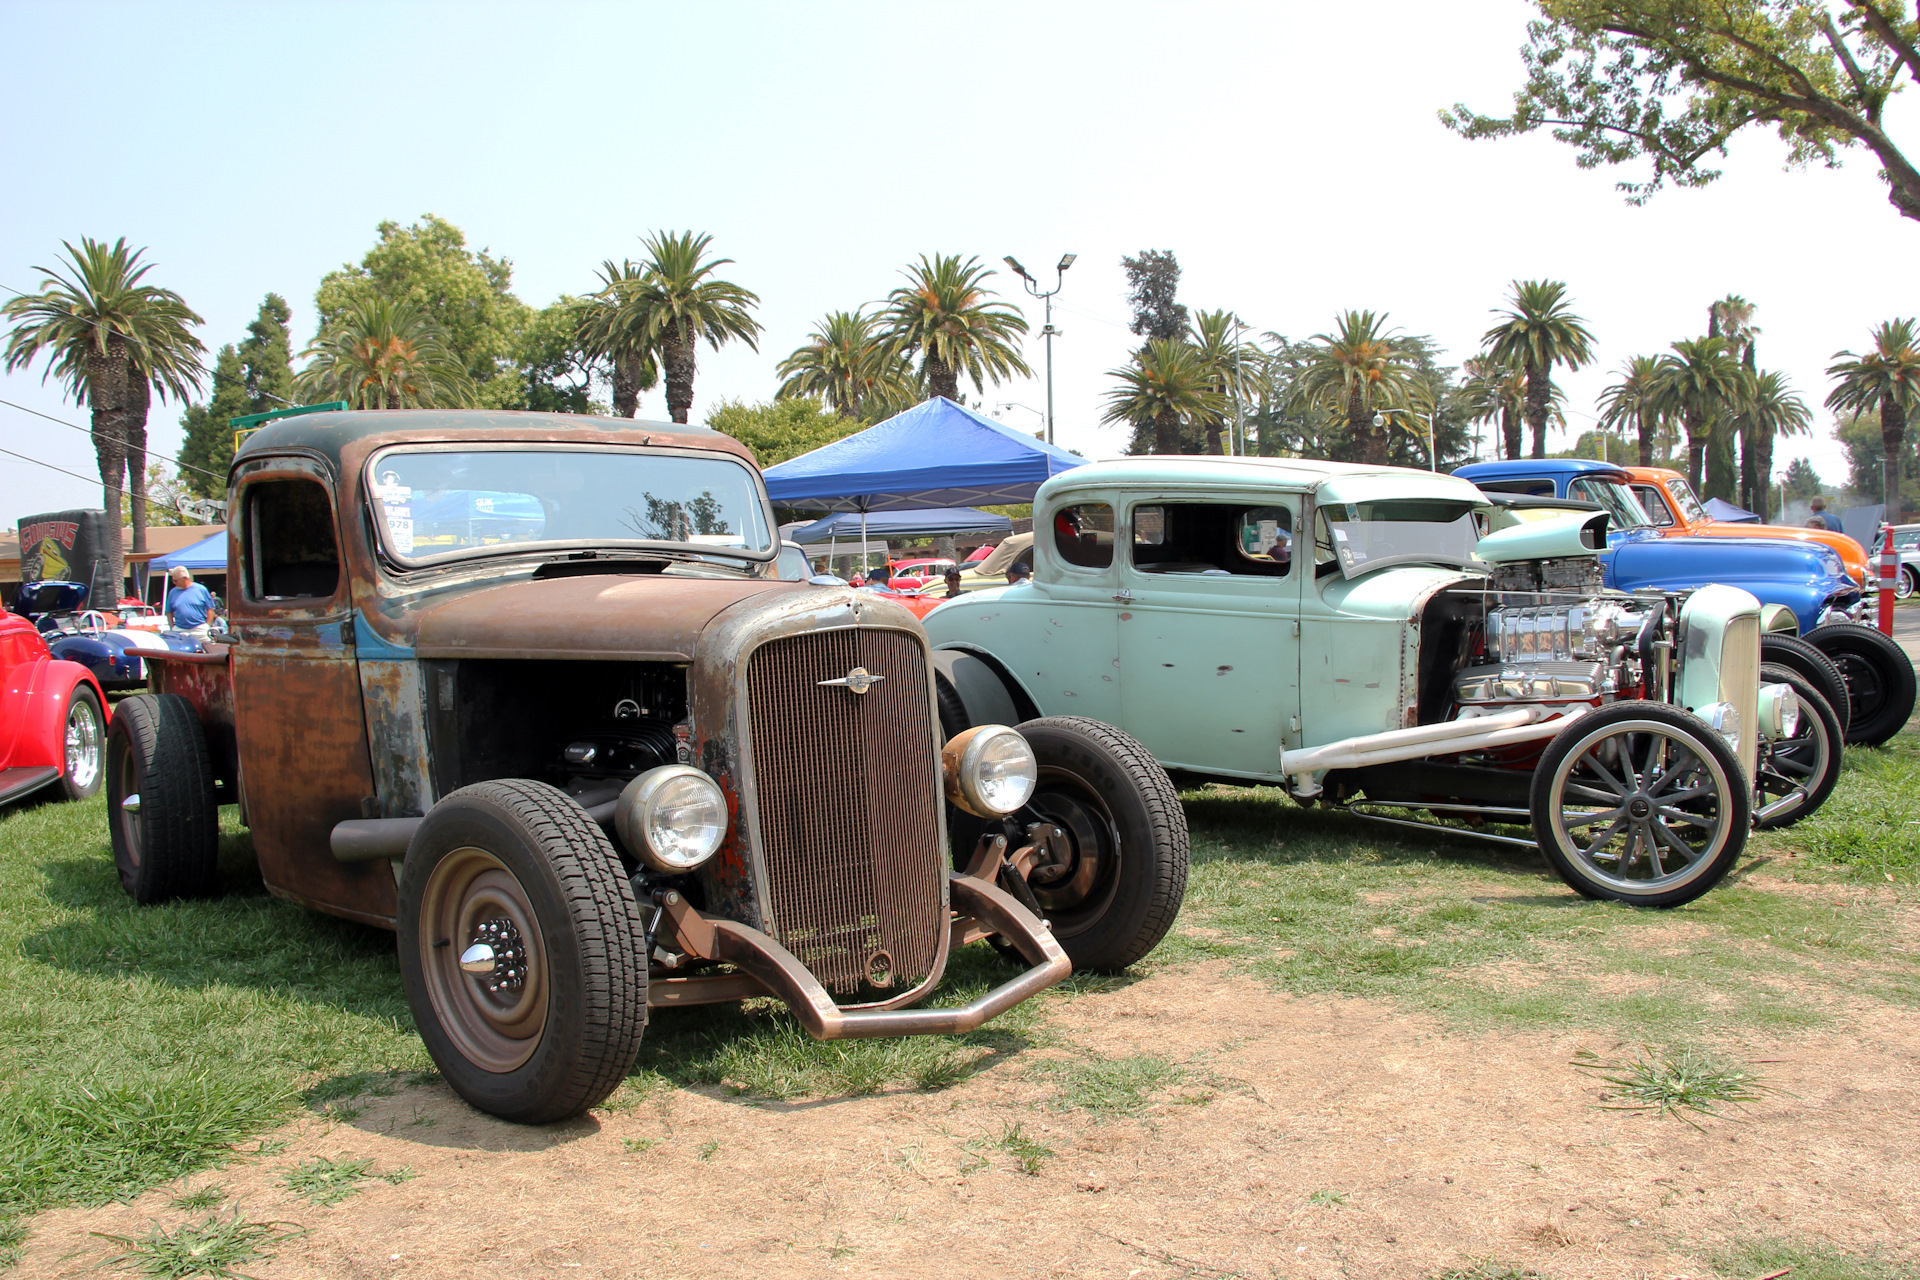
[1294,311,1422,465]
[179,293,296,497]
[1596,354,1667,466]
[1483,280,1595,460]
[1826,318,1920,517]
[1705,295,1759,504]
[518,297,601,415]
[1833,408,1920,504]
[1780,455,1825,507]
[1567,428,1635,463]
[3,236,205,589]
[1123,250,1189,344]
[879,254,1029,404]
[1103,339,1225,456]
[315,215,531,408]
[295,295,476,409]
[706,397,864,467]
[1651,335,1750,491]
[574,259,660,417]
[777,308,916,420]
[1742,369,1812,505]
[1186,309,1260,455]
[1459,354,1529,461]
[1441,1,1920,225]
[603,231,762,425]
[1242,333,1331,458]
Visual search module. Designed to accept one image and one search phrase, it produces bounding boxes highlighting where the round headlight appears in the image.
[616,766,728,872]
[1756,682,1800,739]
[941,724,1038,817]
[1697,701,1743,752]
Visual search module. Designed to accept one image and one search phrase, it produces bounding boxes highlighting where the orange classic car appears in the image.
[1622,467,1870,585]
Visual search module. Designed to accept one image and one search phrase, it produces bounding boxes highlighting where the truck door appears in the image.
[228,459,394,926]
[1023,500,1122,723]
[1116,498,1300,778]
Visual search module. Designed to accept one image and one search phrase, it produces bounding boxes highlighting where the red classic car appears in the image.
[0,601,107,808]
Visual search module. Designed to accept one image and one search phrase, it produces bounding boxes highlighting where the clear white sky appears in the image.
[3,0,1914,528]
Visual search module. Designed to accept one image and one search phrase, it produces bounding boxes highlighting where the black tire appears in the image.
[987,716,1188,972]
[1759,633,1850,737]
[1753,664,1843,831]
[1530,702,1749,909]
[398,780,647,1125]
[57,683,105,801]
[105,693,219,903]
[1805,623,1918,747]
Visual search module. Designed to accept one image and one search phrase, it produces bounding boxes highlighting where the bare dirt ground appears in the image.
[22,955,1920,1280]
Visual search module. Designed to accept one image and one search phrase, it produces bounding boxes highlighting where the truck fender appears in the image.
[929,648,1034,739]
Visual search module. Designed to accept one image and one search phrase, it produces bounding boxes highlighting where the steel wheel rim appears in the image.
[65,699,100,789]
[1828,649,1882,724]
[116,749,143,867]
[1548,718,1735,896]
[1897,570,1914,600]
[1756,699,1831,822]
[418,847,548,1073]
[1021,770,1122,938]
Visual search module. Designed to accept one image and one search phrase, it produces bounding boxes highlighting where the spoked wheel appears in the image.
[1531,703,1749,908]
[59,684,104,801]
[1753,664,1844,831]
[398,780,646,1124]
[1804,624,1918,748]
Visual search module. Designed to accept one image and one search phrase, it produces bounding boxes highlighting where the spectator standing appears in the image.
[943,567,964,598]
[1808,497,1841,531]
[164,566,215,638]
[1006,561,1031,585]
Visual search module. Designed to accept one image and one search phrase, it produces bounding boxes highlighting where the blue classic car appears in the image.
[12,580,203,689]
[1455,460,1862,636]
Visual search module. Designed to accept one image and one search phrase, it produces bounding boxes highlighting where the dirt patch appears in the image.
[21,963,1920,1280]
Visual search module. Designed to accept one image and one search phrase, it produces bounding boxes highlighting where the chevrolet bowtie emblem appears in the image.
[818,666,884,695]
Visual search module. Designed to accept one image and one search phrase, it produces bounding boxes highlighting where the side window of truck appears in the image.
[243,478,342,602]
[1630,484,1674,527]
[1129,502,1294,577]
[1051,503,1115,570]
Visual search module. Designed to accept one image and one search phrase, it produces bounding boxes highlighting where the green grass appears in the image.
[1429,1268,1547,1280]
[1711,1236,1913,1280]
[277,1156,410,1207]
[1040,1051,1199,1116]
[92,1210,299,1279]
[1571,1046,1771,1125]
[1750,734,1920,884]
[986,1121,1053,1175]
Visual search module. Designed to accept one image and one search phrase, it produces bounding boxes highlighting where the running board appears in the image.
[0,767,59,806]
[1340,803,1542,851]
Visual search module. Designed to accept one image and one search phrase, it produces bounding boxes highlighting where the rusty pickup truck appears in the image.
[118,409,1187,1124]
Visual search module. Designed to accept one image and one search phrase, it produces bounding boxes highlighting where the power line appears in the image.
[0,441,214,523]
[0,397,227,482]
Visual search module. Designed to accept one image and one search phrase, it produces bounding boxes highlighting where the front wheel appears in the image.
[105,694,219,902]
[58,683,105,801]
[1753,664,1844,831]
[1530,702,1749,909]
[1805,623,1917,747]
[398,780,647,1125]
[961,717,1189,973]
[1896,567,1916,601]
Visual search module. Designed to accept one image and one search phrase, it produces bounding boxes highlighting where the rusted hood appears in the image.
[411,574,805,662]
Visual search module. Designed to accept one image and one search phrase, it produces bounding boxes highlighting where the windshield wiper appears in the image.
[532,553,671,581]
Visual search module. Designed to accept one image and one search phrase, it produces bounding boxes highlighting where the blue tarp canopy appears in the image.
[1703,497,1762,523]
[762,397,1087,512]
[148,531,227,572]
[790,507,1013,545]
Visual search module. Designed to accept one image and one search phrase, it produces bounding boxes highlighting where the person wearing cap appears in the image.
[1006,560,1032,585]
[942,567,965,598]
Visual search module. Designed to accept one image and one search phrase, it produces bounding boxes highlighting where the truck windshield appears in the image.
[367,447,773,566]
[1666,478,1709,524]
[1567,477,1653,529]
[1316,498,1482,578]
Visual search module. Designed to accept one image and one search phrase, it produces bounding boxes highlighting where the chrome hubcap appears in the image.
[460,918,528,993]
[65,700,100,789]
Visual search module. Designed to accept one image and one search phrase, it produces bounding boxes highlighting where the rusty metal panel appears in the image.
[357,657,433,818]
[743,627,946,1001]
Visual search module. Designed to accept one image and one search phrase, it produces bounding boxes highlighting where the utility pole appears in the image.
[1004,254,1076,446]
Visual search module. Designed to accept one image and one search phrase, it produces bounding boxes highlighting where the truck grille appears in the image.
[743,628,946,1000]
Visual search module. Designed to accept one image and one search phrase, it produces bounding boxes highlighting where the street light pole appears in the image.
[1372,408,1438,471]
[1004,254,1075,446]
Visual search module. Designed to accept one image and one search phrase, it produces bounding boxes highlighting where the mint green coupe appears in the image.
[923,458,1826,909]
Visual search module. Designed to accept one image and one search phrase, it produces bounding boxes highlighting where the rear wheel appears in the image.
[1896,566,1916,601]
[1753,664,1843,831]
[1531,703,1748,909]
[398,780,647,1124]
[58,683,104,801]
[1759,633,1850,737]
[105,694,218,902]
[1805,623,1917,747]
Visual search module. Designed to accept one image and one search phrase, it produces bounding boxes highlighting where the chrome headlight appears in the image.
[1756,682,1799,740]
[1698,702,1743,752]
[616,765,728,872]
[940,725,1038,817]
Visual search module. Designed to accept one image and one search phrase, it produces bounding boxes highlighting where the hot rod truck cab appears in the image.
[922,458,1838,910]
[117,410,1187,1124]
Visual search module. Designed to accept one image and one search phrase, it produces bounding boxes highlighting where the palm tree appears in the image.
[1826,319,1920,519]
[1744,370,1812,513]
[3,237,205,592]
[776,308,914,420]
[1458,355,1527,461]
[295,295,476,410]
[1482,280,1595,459]
[1709,295,1762,506]
[1651,336,1749,491]
[1294,310,1419,465]
[1102,339,1225,455]
[1596,355,1667,467]
[616,231,762,424]
[574,259,660,417]
[878,254,1030,402]
[1186,309,1258,455]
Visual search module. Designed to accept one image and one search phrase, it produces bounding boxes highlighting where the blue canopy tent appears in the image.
[789,507,1013,545]
[1703,497,1762,523]
[148,531,227,573]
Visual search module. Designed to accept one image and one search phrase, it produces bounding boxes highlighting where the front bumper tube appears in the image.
[664,870,1072,1041]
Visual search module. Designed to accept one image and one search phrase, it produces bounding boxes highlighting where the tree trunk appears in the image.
[127,375,152,555]
[1502,404,1521,460]
[1347,383,1385,465]
[1204,416,1223,455]
[1884,399,1907,521]
[84,339,131,601]
[1739,414,1760,510]
[1524,358,1549,459]
[1754,424,1776,519]
[1685,410,1708,491]
[1705,415,1738,502]
[662,324,696,424]
[1637,409,1654,466]
[925,349,958,402]
[611,352,640,417]
[1154,407,1181,455]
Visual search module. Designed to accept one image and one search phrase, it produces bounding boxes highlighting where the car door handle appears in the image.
[1111,589,1133,604]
